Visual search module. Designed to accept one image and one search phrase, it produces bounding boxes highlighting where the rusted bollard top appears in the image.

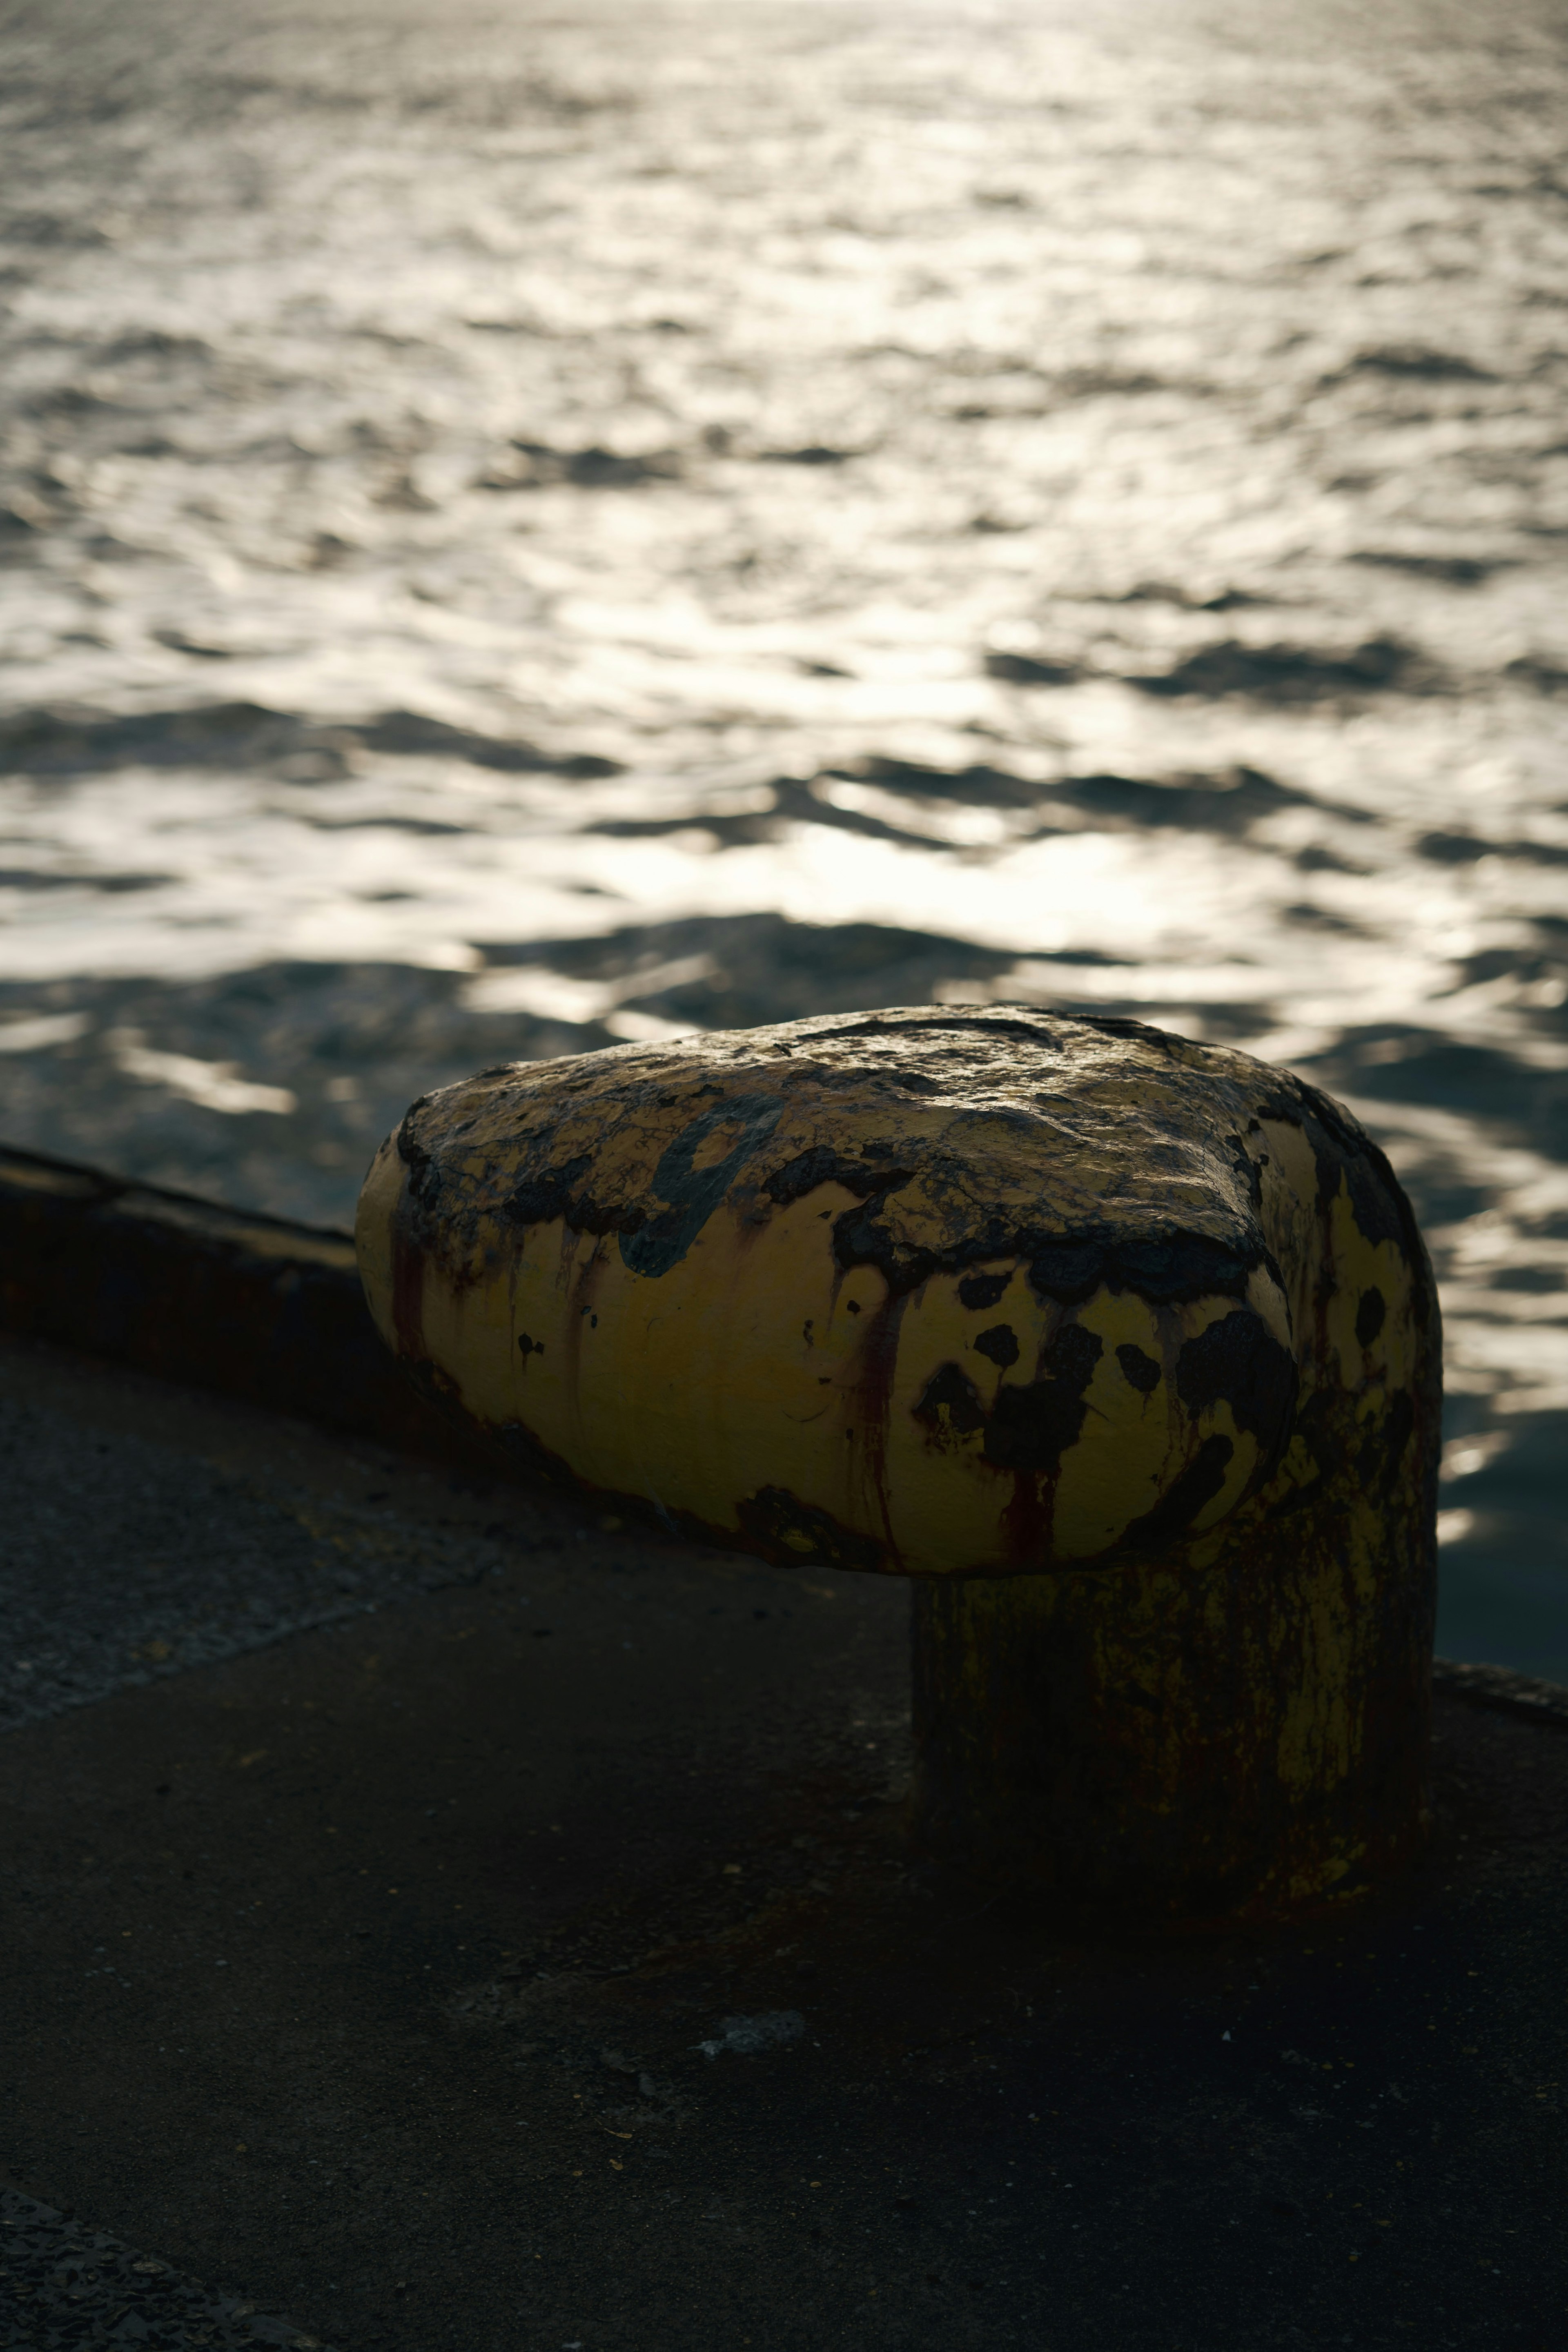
[356,1007,1434,1581]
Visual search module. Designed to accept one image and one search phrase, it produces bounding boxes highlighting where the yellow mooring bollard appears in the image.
[356,1008,1439,1923]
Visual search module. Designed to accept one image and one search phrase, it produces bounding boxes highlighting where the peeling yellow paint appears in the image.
[359,1014,1317,1579]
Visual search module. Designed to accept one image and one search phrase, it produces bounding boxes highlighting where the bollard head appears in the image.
[355,1007,1431,1584]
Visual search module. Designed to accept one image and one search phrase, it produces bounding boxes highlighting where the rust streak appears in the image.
[390,1223,426,1362]
[852,1287,909,1569]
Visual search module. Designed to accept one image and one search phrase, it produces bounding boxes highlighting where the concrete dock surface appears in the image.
[1,1331,1564,2350]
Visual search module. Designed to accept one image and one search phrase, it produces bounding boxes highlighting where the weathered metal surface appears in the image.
[357,1006,1440,1915]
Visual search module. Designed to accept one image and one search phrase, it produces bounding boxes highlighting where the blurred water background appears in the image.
[1,0,1565,1670]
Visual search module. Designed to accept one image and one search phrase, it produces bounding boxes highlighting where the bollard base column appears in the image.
[907,1549,1433,1924]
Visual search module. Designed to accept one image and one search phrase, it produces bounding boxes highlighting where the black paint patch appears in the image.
[517,1331,544,1357]
[1025,1241,1105,1300]
[817,1144,1263,1305]
[763,1143,915,1207]
[1176,1312,1298,1448]
[1362,1389,1417,1497]
[1342,1148,1411,1256]
[735,1484,885,1573]
[958,1271,1010,1310]
[1116,1342,1161,1394]
[621,1093,786,1278]
[984,1323,1104,1474]
[1122,1433,1236,1548]
[974,1323,1020,1368]
[504,1150,645,1238]
[1356,1286,1387,1347]
[1028,1231,1256,1306]
[916,1326,1106,1470]
[1290,1084,1431,1327]
[914,1361,987,1438]
[1109,1234,1258,1303]
[396,1095,435,1167]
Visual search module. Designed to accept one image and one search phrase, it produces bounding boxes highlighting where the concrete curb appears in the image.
[0,1143,488,1472]
[1431,1655,1568,1726]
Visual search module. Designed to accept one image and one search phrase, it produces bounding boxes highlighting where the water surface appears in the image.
[2,0,1565,1667]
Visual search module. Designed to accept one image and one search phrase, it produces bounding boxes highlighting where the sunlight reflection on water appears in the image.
[1,0,1565,1666]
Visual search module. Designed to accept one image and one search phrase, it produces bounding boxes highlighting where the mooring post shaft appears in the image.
[908,1362,1439,1921]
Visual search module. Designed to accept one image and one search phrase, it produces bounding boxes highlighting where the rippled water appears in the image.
[2,0,1565,1669]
